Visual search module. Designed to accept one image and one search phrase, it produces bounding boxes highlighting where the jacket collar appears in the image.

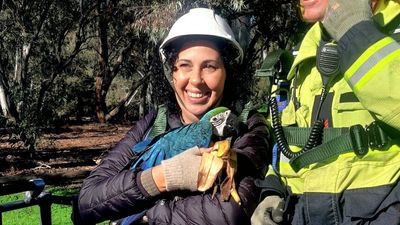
[287,23,322,80]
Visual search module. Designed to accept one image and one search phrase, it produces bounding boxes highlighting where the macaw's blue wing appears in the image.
[132,139,152,154]
[131,121,214,171]
[162,122,213,158]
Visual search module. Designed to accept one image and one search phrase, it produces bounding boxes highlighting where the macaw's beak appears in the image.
[222,114,240,137]
[223,124,236,137]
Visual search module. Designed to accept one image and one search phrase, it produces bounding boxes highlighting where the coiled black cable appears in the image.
[270,96,293,158]
[270,96,324,159]
[303,119,324,150]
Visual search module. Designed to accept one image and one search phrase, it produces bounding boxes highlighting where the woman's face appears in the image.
[299,0,378,22]
[172,40,226,123]
[299,0,329,22]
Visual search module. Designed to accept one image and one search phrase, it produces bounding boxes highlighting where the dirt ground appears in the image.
[0,123,132,186]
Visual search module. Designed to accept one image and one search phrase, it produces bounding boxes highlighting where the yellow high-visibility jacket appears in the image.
[263,1,400,223]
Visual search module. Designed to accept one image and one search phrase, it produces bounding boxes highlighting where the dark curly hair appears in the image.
[151,35,253,116]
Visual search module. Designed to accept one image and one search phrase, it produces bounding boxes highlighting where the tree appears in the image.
[0,0,94,150]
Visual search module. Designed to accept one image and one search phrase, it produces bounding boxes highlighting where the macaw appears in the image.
[130,106,239,170]
[121,107,241,225]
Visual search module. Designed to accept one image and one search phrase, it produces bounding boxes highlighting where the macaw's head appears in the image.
[203,107,239,137]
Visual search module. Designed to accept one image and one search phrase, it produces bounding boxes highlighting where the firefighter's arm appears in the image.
[322,0,400,133]
[338,21,400,133]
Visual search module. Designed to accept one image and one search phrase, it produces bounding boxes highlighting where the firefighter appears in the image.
[252,0,400,224]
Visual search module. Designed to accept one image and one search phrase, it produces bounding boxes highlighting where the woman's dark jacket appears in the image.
[78,109,270,225]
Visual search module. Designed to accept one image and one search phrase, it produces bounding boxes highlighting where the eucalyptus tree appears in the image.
[0,0,93,150]
[92,0,180,122]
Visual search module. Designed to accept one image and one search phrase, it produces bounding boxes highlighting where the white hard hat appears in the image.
[159,8,244,64]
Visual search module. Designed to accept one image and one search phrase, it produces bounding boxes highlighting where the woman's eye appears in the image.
[175,63,192,72]
[203,64,217,72]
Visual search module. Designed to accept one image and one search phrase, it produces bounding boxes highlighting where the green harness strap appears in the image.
[284,122,391,172]
[147,105,167,140]
[283,127,348,146]
[238,102,254,124]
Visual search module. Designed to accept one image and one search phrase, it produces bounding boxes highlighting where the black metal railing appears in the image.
[0,178,80,225]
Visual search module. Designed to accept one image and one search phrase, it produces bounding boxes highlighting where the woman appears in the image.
[78,8,270,225]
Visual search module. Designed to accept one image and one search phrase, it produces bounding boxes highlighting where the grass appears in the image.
[0,186,109,225]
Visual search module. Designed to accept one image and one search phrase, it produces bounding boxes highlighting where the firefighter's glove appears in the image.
[322,0,372,41]
[161,146,202,192]
[251,195,284,225]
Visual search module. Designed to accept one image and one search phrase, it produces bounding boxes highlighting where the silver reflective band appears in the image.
[348,41,400,87]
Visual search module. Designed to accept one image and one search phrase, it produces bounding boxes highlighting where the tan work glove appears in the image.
[322,0,372,40]
[251,195,285,225]
[161,146,204,192]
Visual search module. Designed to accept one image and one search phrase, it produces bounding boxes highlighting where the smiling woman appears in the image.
[78,7,270,225]
[171,40,227,123]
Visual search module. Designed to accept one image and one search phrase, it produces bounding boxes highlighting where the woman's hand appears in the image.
[151,146,212,193]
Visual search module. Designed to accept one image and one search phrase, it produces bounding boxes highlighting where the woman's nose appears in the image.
[189,67,203,85]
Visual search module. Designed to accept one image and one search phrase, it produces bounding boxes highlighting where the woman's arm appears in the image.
[78,111,158,223]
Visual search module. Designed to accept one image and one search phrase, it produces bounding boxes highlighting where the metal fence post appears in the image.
[38,191,52,225]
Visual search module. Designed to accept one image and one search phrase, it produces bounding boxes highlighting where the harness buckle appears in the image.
[349,122,389,156]
[365,121,389,149]
[349,125,368,156]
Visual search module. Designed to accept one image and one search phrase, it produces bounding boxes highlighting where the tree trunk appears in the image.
[95,77,106,122]
[13,42,31,116]
[139,79,148,118]
[13,47,21,82]
[95,0,109,123]
[0,80,14,122]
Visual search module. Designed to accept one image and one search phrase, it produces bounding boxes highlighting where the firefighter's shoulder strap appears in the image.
[245,48,294,118]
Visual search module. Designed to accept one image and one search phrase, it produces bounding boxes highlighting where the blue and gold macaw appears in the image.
[121,107,241,225]
[130,106,239,170]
